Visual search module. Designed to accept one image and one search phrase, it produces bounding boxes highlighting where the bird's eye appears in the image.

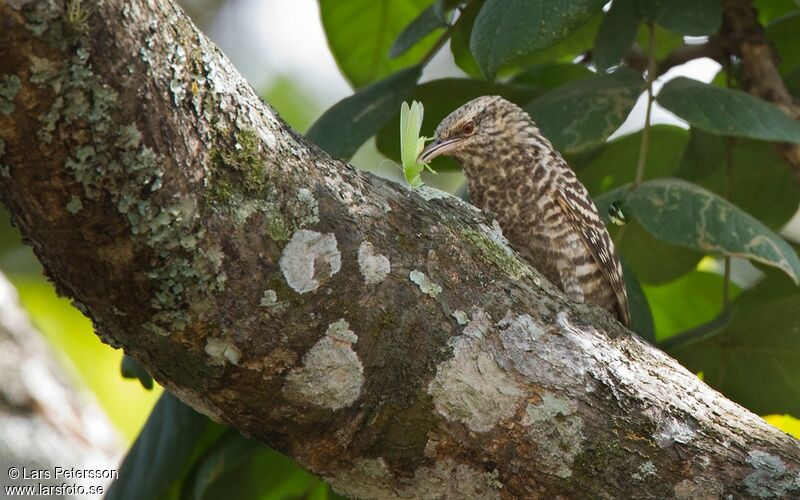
[462,122,476,135]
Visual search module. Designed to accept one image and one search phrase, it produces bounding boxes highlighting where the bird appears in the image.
[418,96,630,327]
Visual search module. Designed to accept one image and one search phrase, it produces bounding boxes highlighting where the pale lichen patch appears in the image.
[205,337,241,366]
[521,392,584,478]
[632,460,656,481]
[66,195,83,214]
[451,309,469,325]
[357,241,390,285]
[744,450,800,498]
[0,74,21,115]
[653,415,696,447]
[428,310,525,432]
[279,230,341,294]
[259,289,277,306]
[283,319,363,410]
[409,270,442,298]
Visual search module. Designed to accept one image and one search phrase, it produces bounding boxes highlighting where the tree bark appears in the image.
[1,0,800,498]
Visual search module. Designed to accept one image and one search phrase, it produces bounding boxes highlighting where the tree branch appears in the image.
[1,0,799,497]
[720,0,800,179]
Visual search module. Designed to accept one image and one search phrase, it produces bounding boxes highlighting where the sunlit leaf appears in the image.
[672,271,800,416]
[656,77,800,143]
[470,0,606,79]
[319,0,436,88]
[306,66,421,159]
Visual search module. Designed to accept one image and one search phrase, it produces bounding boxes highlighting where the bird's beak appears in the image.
[418,137,461,163]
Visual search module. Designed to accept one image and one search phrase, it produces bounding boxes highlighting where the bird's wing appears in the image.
[556,184,631,327]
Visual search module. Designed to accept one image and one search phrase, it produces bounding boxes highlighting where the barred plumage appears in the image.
[420,96,630,326]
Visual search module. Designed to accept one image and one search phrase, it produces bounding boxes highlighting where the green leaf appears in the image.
[390,4,448,58]
[375,78,539,170]
[672,271,800,416]
[399,100,431,186]
[644,270,738,341]
[766,11,800,75]
[319,0,437,88]
[621,258,655,341]
[470,0,606,79]
[306,66,421,159]
[448,1,483,78]
[120,354,154,390]
[635,23,684,59]
[583,127,704,285]
[525,68,643,154]
[106,392,222,500]
[674,127,725,181]
[189,431,262,500]
[510,62,594,89]
[191,436,333,500]
[624,178,800,283]
[656,77,800,144]
[634,0,721,35]
[753,0,799,24]
[593,0,641,71]
[694,139,800,230]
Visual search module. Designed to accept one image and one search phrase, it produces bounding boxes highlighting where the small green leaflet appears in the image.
[400,100,435,187]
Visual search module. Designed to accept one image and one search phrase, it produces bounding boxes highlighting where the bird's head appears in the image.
[418,95,534,165]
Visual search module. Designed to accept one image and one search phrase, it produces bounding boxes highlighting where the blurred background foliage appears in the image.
[4,0,800,498]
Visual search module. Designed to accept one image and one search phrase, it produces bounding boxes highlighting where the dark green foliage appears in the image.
[593,0,640,71]
[633,0,721,35]
[108,393,341,500]
[307,66,421,159]
[657,77,800,144]
[673,269,800,416]
[525,68,643,153]
[469,0,606,79]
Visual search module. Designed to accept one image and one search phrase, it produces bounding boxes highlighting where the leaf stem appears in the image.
[634,22,656,186]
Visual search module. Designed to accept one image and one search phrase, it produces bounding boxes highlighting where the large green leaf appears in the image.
[593,0,640,71]
[624,178,800,283]
[449,1,483,78]
[525,68,643,154]
[190,433,338,500]
[672,270,800,416]
[319,0,436,88]
[389,3,448,58]
[106,392,224,500]
[633,0,721,35]
[510,62,594,89]
[306,66,421,159]
[656,77,800,144]
[643,270,739,341]
[694,139,800,230]
[754,0,800,24]
[674,127,725,181]
[470,0,606,79]
[375,78,539,170]
[766,11,800,76]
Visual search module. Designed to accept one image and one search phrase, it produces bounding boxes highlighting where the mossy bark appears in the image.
[1,1,800,498]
